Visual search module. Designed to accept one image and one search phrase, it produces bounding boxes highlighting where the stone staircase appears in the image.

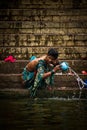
[0,59,87,98]
[0,60,87,89]
[0,0,87,97]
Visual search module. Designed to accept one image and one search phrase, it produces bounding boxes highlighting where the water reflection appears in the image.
[0,97,87,130]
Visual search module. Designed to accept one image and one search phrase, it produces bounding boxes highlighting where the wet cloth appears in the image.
[22,56,54,97]
[30,60,54,97]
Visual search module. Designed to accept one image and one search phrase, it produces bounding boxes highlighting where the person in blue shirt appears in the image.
[22,48,69,97]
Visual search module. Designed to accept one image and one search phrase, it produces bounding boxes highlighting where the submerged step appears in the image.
[0,88,87,99]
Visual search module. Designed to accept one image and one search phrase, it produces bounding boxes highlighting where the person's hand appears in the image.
[53,65,60,72]
[60,62,69,71]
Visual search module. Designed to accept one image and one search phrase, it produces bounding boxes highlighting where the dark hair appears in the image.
[47,48,58,59]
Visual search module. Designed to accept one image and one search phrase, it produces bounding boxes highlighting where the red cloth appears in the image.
[4,55,16,62]
[82,70,87,75]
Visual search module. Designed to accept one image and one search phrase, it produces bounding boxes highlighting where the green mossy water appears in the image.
[0,97,87,130]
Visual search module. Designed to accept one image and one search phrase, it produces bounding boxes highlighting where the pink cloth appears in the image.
[4,55,16,62]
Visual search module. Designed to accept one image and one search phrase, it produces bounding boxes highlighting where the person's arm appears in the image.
[43,65,60,79]
[26,59,38,71]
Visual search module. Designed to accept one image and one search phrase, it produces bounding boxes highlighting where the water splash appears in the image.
[69,67,87,90]
[67,67,87,100]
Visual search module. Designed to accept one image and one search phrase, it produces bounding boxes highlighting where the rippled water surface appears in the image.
[0,97,87,130]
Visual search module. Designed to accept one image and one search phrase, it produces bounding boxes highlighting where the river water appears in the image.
[0,97,87,130]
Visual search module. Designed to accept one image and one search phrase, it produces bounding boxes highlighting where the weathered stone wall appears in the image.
[0,0,87,60]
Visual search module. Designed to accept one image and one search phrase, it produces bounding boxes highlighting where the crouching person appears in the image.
[22,48,63,97]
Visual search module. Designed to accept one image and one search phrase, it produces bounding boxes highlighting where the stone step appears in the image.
[0,88,87,99]
[0,74,22,89]
[1,21,87,29]
[0,60,87,74]
[0,47,87,60]
[0,73,87,89]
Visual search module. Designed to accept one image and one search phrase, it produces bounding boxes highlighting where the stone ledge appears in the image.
[0,73,87,89]
[0,60,87,73]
